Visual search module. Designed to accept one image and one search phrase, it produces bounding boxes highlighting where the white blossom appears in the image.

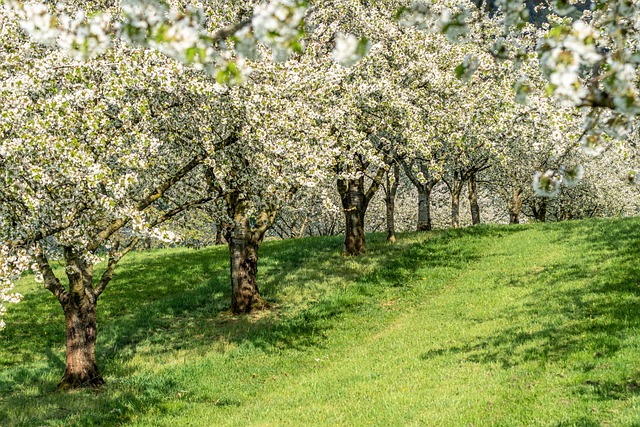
[533,170,562,197]
[332,33,369,67]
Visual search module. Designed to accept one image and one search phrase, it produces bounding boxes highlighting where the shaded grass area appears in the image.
[0,219,640,425]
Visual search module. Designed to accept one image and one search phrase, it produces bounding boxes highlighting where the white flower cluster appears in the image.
[5,1,111,60]
[540,20,601,106]
[513,77,532,104]
[121,0,217,71]
[495,0,529,30]
[119,0,165,46]
[7,0,308,83]
[5,1,57,45]
[438,6,470,42]
[533,170,562,197]
[605,61,640,117]
[252,0,306,62]
[580,129,606,157]
[58,10,111,60]
[397,1,469,42]
[332,33,370,67]
[397,2,437,31]
[455,54,479,82]
[0,248,28,330]
[533,164,584,197]
[150,228,180,243]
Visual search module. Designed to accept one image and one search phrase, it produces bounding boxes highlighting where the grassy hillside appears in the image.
[1,218,640,426]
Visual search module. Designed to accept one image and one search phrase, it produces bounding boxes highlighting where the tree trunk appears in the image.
[225,193,275,314]
[228,228,266,314]
[215,222,226,245]
[468,173,481,225]
[343,199,366,255]
[338,178,367,255]
[50,247,105,390]
[337,165,386,255]
[508,189,523,224]
[403,159,437,232]
[417,185,433,231]
[385,164,400,243]
[532,200,547,222]
[59,295,103,389]
[451,172,464,228]
[451,192,460,228]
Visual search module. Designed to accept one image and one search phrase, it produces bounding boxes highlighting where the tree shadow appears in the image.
[0,223,537,426]
[418,218,640,407]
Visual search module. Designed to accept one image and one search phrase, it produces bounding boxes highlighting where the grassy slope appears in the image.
[1,218,640,426]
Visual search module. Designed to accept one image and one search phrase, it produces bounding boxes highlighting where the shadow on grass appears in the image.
[421,218,640,405]
[0,224,527,426]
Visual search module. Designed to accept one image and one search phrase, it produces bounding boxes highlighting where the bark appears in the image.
[215,222,226,245]
[532,200,547,222]
[228,228,266,313]
[35,237,139,390]
[402,160,437,232]
[337,165,386,255]
[508,189,523,224]
[450,172,464,228]
[226,193,275,314]
[468,173,481,225]
[416,186,434,231]
[385,165,400,243]
[59,294,103,389]
[341,182,367,255]
[40,247,104,390]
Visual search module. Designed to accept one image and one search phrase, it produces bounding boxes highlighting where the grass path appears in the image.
[2,219,640,426]
[131,222,640,426]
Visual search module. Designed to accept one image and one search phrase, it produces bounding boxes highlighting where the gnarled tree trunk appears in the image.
[58,247,103,389]
[226,193,276,313]
[36,246,109,390]
[60,292,102,389]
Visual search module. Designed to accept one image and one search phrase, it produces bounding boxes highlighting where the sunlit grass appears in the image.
[1,219,640,426]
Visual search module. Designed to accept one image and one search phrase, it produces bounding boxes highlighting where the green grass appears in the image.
[2,218,640,426]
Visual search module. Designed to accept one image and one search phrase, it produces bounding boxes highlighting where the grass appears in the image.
[1,218,640,426]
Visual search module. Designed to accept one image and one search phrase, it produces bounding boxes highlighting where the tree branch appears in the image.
[364,166,387,206]
[89,133,237,251]
[94,237,140,299]
[34,245,68,306]
[210,19,252,45]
